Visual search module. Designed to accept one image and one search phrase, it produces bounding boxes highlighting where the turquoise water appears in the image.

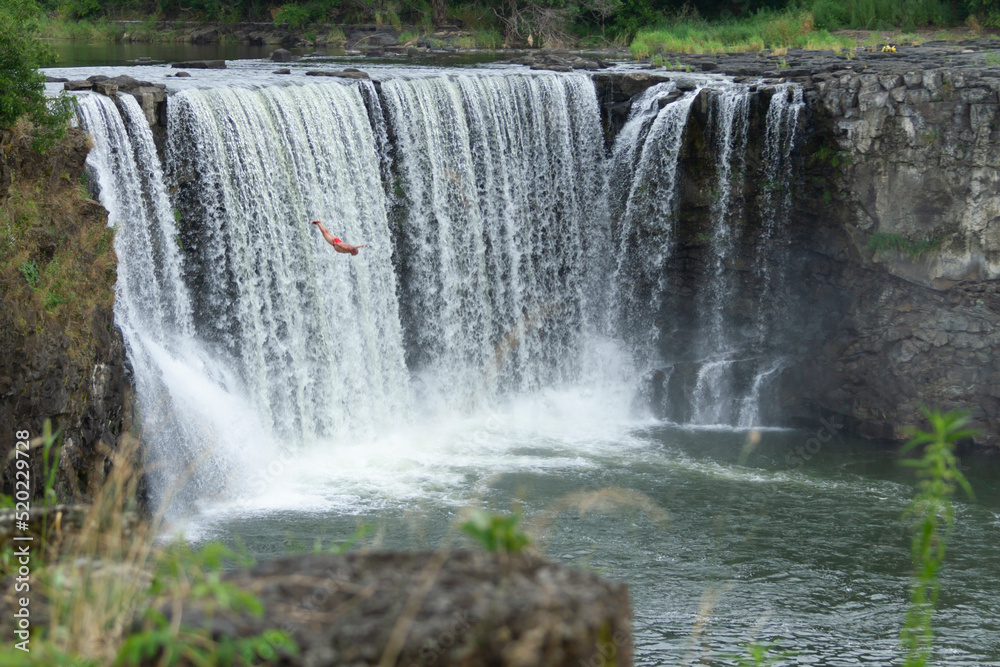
[179,404,1000,666]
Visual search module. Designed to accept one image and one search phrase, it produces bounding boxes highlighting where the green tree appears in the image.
[0,0,73,150]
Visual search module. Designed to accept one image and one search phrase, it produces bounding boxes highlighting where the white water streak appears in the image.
[380,72,610,405]
[610,83,701,361]
[167,82,410,442]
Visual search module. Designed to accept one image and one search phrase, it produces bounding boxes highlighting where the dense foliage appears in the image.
[29,0,1000,44]
[0,0,72,149]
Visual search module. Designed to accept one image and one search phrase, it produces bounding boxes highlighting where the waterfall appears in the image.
[690,86,752,425]
[76,71,807,511]
[606,78,804,427]
[77,94,269,507]
[754,84,805,347]
[78,73,616,511]
[166,82,410,442]
[77,94,191,334]
[727,84,805,427]
[379,72,612,405]
[608,82,701,362]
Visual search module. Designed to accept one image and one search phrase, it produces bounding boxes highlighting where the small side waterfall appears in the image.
[608,79,804,427]
[609,81,701,361]
[690,86,752,425]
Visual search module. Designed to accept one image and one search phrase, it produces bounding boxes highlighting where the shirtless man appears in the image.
[311,220,365,255]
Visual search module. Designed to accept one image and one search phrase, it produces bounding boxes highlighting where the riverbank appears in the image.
[37,14,1000,63]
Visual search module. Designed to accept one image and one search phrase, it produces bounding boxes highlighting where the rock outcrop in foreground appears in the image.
[158,550,632,667]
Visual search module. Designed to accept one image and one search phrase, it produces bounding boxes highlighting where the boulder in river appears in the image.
[271,48,296,62]
[171,60,226,69]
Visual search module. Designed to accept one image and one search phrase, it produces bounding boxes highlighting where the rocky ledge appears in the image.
[145,550,632,666]
[63,75,168,127]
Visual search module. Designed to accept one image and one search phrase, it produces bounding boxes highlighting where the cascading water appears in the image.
[607,79,804,427]
[608,81,701,362]
[379,73,613,405]
[166,82,410,443]
[734,84,806,427]
[690,86,752,425]
[79,73,627,513]
[75,70,808,513]
[77,93,272,507]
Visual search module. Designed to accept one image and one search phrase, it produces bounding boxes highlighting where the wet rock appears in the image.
[171,60,226,69]
[63,80,92,91]
[174,71,191,77]
[271,48,296,62]
[189,27,219,44]
[281,34,311,48]
[305,69,371,80]
[272,68,291,74]
[92,80,119,96]
[246,30,268,46]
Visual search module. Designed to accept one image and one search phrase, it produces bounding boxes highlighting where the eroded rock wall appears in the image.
[794,61,1000,449]
[596,51,1000,449]
[0,127,133,501]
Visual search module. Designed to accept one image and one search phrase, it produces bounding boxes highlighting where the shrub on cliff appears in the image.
[0,0,72,151]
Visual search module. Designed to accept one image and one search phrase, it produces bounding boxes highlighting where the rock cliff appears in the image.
[794,55,1000,447]
[594,42,1000,449]
[0,125,132,501]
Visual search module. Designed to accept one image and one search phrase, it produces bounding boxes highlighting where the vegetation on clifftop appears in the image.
[1,0,73,150]
[22,0,1000,50]
[0,126,116,344]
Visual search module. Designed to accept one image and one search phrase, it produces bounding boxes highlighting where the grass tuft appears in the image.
[867,232,944,259]
[630,10,854,58]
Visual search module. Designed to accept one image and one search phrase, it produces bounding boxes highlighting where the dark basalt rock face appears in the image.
[788,56,1000,449]
[593,43,1000,450]
[0,128,133,502]
[149,550,633,667]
